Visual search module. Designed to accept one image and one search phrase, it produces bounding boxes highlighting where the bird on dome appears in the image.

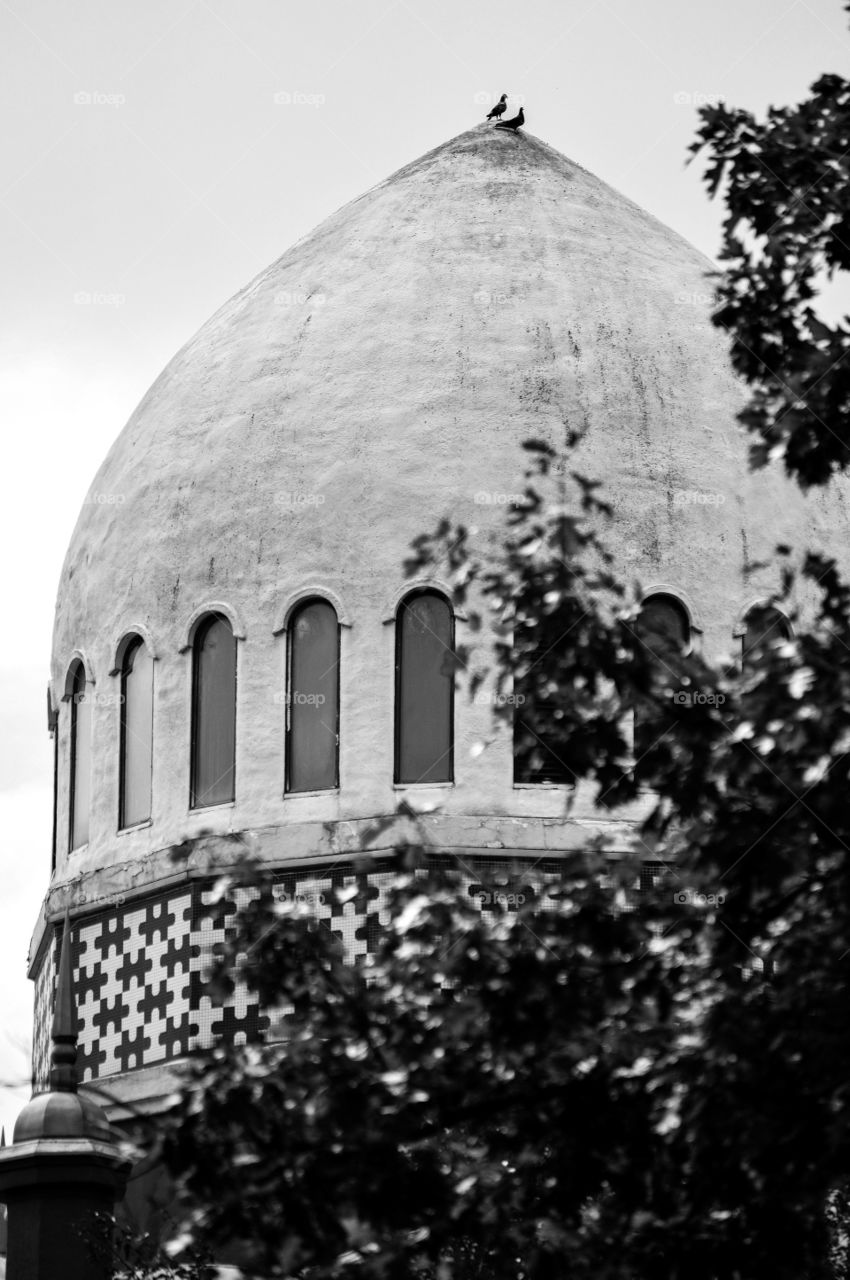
[486,93,508,121]
[495,105,525,132]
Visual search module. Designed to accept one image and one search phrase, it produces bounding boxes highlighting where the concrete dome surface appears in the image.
[55,121,849,680]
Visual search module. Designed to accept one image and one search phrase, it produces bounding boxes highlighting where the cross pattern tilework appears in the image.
[31,929,57,1091]
[189,884,266,1051]
[31,859,667,1088]
[72,891,197,1083]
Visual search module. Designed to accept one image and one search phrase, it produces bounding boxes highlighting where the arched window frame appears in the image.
[189,611,238,810]
[63,657,92,852]
[735,599,793,666]
[110,623,158,673]
[117,633,154,830]
[635,591,693,662]
[394,588,455,786]
[632,591,694,777]
[48,686,59,871]
[274,586,352,636]
[284,596,341,794]
[636,587,698,658]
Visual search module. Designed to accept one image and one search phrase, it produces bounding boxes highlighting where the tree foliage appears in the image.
[690,13,850,485]
[146,15,850,1278]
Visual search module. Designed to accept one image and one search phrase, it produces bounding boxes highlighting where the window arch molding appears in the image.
[734,597,793,667]
[109,624,158,675]
[382,578,466,625]
[273,585,352,635]
[179,601,246,653]
[637,584,701,654]
[732,597,793,641]
[61,650,96,700]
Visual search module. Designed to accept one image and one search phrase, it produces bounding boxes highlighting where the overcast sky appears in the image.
[1,0,848,1139]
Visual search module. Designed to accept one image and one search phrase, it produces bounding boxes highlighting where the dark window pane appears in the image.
[191,615,236,808]
[287,600,339,793]
[635,595,689,664]
[120,638,153,827]
[743,605,790,664]
[51,728,58,871]
[69,664,91,850]
[634,595,690,765]
[49,688,58,871]
[395,592,454,784]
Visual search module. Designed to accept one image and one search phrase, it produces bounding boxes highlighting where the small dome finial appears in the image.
[49,910,79,1093]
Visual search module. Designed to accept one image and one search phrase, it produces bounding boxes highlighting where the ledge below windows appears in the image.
[117,819,153,836]
[285,788,341,800]
[512,782,575,791]
[392,781,455,791]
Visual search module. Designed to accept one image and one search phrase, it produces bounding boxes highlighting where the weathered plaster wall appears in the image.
[36,123,850,966]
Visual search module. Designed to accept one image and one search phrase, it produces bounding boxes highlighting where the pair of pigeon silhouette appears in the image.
[486,94,524,131]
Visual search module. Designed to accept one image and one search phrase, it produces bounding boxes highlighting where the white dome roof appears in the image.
[48,122,850,886]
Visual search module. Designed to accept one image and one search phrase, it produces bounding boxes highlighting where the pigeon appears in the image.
[486,94,508,121]
[495,106,525,132]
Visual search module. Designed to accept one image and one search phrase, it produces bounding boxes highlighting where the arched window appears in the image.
[286,599,340,793]
[742,604,791,665]
[633,594,691,764]
[119,636,154,828]
[48,689,58,871]
[191,613,236,808]
[395,591,454,784]
[636,594,690,663]
[68,662,91,850]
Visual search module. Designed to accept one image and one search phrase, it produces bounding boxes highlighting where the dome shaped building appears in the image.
[28,122,850,1116]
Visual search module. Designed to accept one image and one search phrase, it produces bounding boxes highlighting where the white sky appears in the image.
[1,0,848,1140]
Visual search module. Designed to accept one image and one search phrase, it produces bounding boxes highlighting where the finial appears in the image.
[49,910,78,1093]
